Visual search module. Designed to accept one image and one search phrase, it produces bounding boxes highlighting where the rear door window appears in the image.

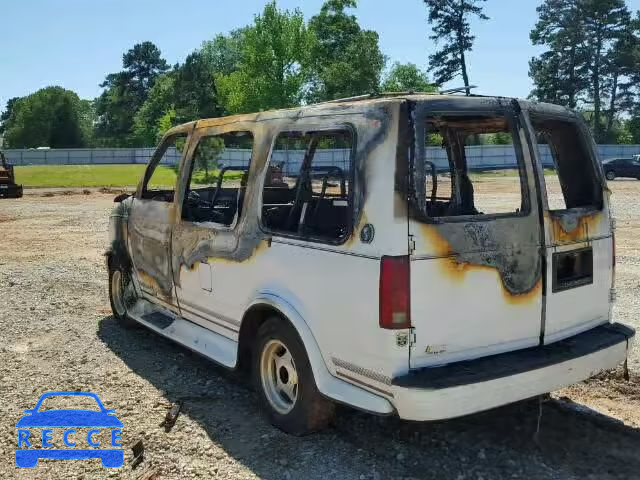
[530,116,602,211]
[261,129,353,243]
[415,113,528,219]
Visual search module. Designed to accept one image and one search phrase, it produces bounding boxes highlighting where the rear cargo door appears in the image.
[408,100,544,369]
[526,112,612,344]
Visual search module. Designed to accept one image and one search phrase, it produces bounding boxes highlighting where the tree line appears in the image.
[1,0,639,148]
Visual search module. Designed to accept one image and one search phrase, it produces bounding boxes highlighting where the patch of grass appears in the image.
[15,165,176,188]
[14,165,245,188]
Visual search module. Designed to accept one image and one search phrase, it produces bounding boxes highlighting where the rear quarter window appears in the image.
[530,116,603,211]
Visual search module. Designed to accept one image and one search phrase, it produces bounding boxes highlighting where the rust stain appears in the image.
[548,210,604,244]
[419,224,454,257]
[207,238,270,266]
[418,224,541,305]
[138,270,170,299]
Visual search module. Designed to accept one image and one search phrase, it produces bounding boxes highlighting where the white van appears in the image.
[107,94,635,435]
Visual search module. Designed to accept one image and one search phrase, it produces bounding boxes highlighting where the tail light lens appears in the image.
[379,256,411,329]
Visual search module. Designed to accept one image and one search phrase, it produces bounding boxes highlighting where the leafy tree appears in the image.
[530,0,638,142]
[133,73,177,145]
[194,136,226,183]
[134,49,225,145]
[122,42,169,103]
[582,0,630,142]
[201,29,247,76]
[423,0,488,95]
[529,0,589,109]
[603,16,639,140]
[0,97,20,135]
[172,51,224,124]
[216,2,313,113]
[628,114,640,144]
[306,0,386,102]
[95,41,169,146]
[381,63,436,93]
[3,87,91,148]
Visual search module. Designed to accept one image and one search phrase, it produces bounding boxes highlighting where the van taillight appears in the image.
[379,256,411,329]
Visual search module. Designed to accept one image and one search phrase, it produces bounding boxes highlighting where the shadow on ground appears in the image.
[97,316,640,480]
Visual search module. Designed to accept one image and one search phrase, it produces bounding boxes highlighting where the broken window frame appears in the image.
[259,125,357,246]
[409,105,531,224]
[528,113,604,213]
[140,132,190,202]
[180,130,255,230]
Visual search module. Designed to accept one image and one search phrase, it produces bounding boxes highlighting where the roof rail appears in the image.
[314,91,441,105]
[439,85,478,94]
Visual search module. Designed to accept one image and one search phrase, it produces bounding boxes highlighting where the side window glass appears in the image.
[142,133,187,202]
[421,115,526,218]
[531,117,602,211]
[182,131,253,227]
[262,129,353,242]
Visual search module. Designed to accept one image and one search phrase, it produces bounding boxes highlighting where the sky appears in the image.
[1,0,640,113]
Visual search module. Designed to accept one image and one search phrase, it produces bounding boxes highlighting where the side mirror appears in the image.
[113,193,131,203]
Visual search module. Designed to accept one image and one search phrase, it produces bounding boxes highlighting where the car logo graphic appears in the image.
[15,391,124,468]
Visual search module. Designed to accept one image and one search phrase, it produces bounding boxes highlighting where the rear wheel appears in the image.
[253,317,334,435]
[606,171,616,181]
[108,265,138,328]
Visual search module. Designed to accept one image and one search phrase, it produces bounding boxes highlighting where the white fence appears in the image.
[4,144,640,171]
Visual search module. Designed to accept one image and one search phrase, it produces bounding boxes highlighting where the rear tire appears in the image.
[253,317,334,435]
[108,265,139,329]
[606,171,616,181]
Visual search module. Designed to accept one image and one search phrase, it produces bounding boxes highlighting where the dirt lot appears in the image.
[1,181,639,479]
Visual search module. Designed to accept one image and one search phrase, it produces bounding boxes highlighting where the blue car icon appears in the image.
[15,391,124,468]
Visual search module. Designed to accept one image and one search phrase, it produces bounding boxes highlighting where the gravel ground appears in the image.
[0,183,639,480]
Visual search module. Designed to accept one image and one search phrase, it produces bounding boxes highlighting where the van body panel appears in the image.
[524,110,613,344]
[108,94,632,422]
[166,102,409,390]
[407,98,544,369]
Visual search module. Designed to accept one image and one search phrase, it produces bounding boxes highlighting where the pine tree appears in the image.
[423,0,488,95]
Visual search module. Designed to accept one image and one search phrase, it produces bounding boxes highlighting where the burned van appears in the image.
[107,94,634,434]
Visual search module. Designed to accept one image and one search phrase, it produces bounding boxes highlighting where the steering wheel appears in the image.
[187,190,201,203]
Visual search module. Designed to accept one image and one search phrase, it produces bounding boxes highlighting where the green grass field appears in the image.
[14,165,243,188]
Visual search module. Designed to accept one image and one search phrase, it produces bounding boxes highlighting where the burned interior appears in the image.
[414,113,527,219]
[182,131,254,227]
[261,129,354,243]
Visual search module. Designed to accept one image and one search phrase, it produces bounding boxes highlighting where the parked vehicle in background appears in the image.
[106,93,634,435]
[603,157,640,181]
[0,151,23,198]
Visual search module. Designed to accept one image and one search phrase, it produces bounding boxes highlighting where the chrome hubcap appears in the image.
[260,339,298,414]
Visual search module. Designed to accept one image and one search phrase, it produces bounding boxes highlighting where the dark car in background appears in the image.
[603,157,640,181]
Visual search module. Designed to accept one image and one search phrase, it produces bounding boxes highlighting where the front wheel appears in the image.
[253,318,334,435]
[108,265,138,328]
[606,171,616,181]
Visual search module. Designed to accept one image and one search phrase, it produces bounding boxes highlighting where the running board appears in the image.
[129,299,237,368]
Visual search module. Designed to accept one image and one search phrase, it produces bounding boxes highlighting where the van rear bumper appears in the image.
[391,323,635,421]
